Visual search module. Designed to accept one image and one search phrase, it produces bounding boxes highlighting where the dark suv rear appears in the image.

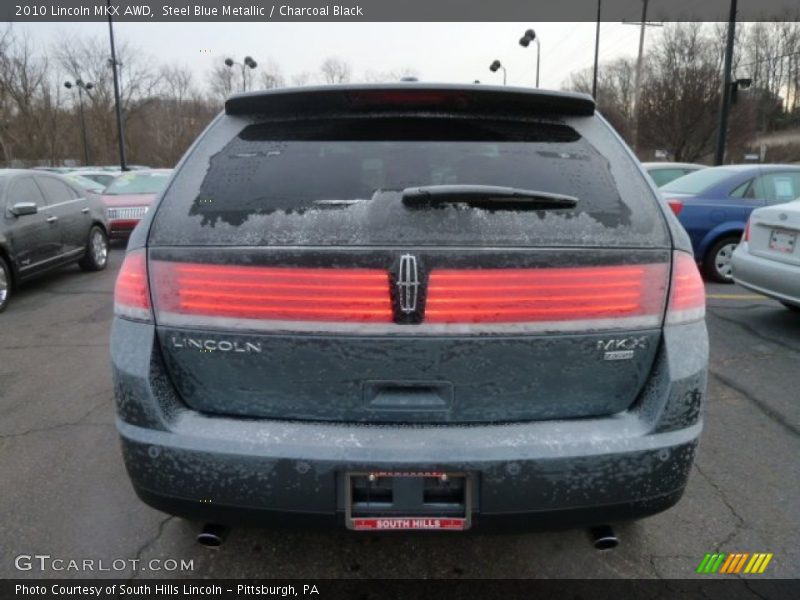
[111,84,708,532]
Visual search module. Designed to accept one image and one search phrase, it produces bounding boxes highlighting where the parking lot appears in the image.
[0,245,798,579]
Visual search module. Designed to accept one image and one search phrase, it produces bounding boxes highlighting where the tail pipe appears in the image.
[197,523,229,548]
[588,525,619,550]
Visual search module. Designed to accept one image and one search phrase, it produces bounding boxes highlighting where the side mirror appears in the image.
[11,202,38,216]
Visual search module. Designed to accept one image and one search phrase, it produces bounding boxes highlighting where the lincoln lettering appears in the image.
[170,337,262,353]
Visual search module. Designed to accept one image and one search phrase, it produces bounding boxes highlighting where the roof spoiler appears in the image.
[225,84,595,119]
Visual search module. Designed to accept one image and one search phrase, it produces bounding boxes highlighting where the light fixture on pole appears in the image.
[225,56,258,92]
[64,79,94,166]
[489,60,507,86]
[519,28,540,88]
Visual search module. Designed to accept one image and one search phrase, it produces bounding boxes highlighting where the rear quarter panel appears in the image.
[679,195,762,260]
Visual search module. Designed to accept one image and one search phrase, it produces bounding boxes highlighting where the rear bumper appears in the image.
[112,318,708,531]
[118,413,699,530]
[732,244,800,305]
[109,219,141,238]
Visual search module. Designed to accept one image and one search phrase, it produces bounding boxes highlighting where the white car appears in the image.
[732,199,800,311]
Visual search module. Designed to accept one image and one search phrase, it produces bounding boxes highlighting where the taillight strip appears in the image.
[427,292,641,304]
[174,277,388,293]
[178,290,392,306]
[152,261,392,323]
[430,267,647,280]
[174,264,387,281]
[425,264,668,324]
[148,259,680,331]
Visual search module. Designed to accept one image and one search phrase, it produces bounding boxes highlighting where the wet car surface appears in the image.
[0,253,797,577]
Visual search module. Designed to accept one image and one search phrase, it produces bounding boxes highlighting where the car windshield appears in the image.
[104,171,170,195]
[661,168,736,195]
[65,174,105,192]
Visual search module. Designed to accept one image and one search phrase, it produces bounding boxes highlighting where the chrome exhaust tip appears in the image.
[197,523,229,548]
[589,525,619,550]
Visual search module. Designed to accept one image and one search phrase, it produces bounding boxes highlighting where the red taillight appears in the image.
[742,218,751,242]
[424,264,669,325]
[666,252,705,325]
[667,199,684,216]
[114,250,152,322]
[151,262,392,323]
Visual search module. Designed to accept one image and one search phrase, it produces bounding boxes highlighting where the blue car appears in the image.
[661,165,800,282]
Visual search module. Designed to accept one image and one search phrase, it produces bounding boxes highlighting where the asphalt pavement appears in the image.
[0,246,798,579]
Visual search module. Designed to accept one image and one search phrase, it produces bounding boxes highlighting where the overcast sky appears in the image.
[18,21,659,90]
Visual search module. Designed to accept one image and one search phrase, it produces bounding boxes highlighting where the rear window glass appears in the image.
[648,168,686,187]
[105,171,171,195]
[150,115,668,247]
[37,177,79,203]
[65,174,105,193]
[661,168,736,195]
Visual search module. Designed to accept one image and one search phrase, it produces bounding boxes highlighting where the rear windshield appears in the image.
[105,171,171,195]
[150,115,669,247]
[661,168,735,195]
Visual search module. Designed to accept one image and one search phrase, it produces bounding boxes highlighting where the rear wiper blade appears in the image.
[401,185,578,210]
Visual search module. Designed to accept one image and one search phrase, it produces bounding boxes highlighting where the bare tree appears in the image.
[320,57,351,84]
[291,71,314,87]
[566,57,636,141]
[207,63,235,103]
[636,23,724,161]
[0,27,62,165]
[259,59,285,89]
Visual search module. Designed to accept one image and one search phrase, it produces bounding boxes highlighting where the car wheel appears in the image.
[780,301,800,312]
[0,255,11,312]
[703,236,740,283]
[78,226,109,272]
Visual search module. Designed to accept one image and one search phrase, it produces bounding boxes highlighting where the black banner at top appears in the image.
[3,0,800,22]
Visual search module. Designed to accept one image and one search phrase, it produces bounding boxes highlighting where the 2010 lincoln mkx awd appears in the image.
[111,84,708,534]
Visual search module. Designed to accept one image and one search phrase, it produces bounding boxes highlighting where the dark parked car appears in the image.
[101,169,172,238]
[642,162,706,187]
[0,169,109,311]
[112,85,708,534]
[661,165,800,282]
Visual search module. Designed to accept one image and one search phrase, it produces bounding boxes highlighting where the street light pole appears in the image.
[107,0,127,171]
[489,60,507,85]
[77,85,88,165]
[64,79,93,166]
[225,56,258,92]
[519,29,541,88]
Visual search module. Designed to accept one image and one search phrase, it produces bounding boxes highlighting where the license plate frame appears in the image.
[769,228,797,254]
[345,471,472,531]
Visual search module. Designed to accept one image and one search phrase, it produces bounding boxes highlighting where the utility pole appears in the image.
[714,0,738,166]
[107,0,127,171]
[632,0,649,153]
[624,1,662,154]
[592,0,602,98]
